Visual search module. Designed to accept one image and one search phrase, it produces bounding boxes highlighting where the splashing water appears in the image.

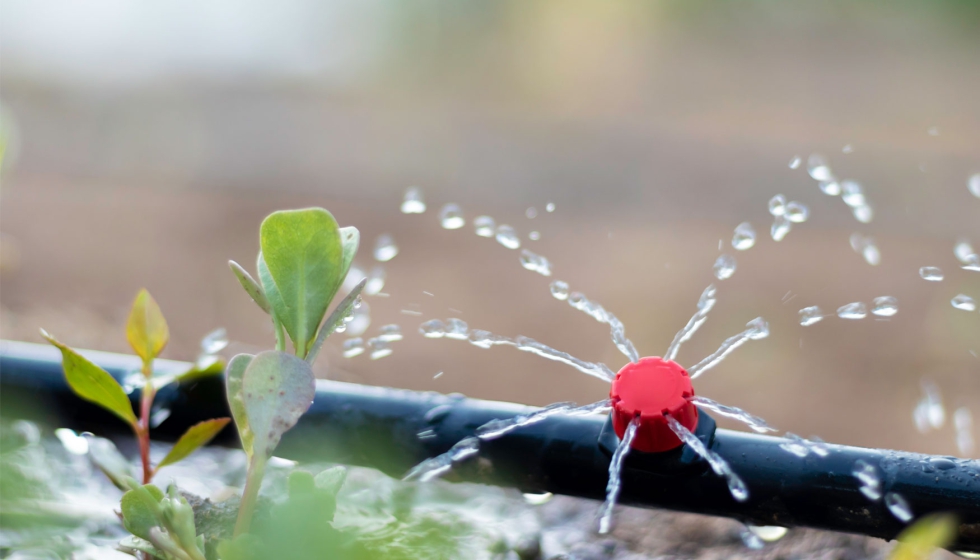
[474,215,495,237]
[523,492,554,505]
[837,302,867,320]
[779,433,812,458]
[597,416,640,534]
[799,306,824,326]
[970,174,980,199]
[952,294,977,312]
[419,319,446,338]
[550,280,570,300]
[871,296,898,317]
[665,284,717,362]
[688,317,769,379]
[367,337,393,360]
[200,327,229,355]
[820,180,842,196]
[808,154,833,181]
[378,324,403,342]
[374,234,399,262]
[546,202,556,212]
[850,233,881,266]
[713,254,737,280]
[768,194,787,216]
[955,240,976,264]
[852,459,882,501]
[748,525,788,544]
[884,492,914,523]
[476,399,611,440]
[401,187,426,214]
[467,329,515,349]
[739,527,765,550]
[343,338,365,358]
[665,414,748,502]
[788,156,801,169]
[785,202,809,223]
[529,231,541,241]
[55,428,89,455]
[842,144,854,154]
[403,437,481,482]
[364,266,386,295]
[852,204,874,223]
[913,380,945,433]
[445,318,469,340]
[519,249,552,276]
[347,300,371,336]
[954,408,975,456]
[565,290,640,363]
[689,395,775,433]
[771,216,791,242]
[841,180,865,207]
[919,266,944,281]
[525,207,538,219]
[439,203,465,229]
[495,225,521,250]
[732,222,756,250]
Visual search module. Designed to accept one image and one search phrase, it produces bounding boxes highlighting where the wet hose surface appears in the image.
[2,339,978,552]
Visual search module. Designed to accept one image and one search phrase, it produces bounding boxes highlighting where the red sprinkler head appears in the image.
[610,357,699,453]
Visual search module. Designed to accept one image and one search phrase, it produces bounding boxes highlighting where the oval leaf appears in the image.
[229,260,272,315]
[241,350,316,458]
[121,483,164,540]
[126,289,170,365]
[40,329,138,426]
[225,353,255,458]
[259,208,344,356]
[257,252,288,351]
[338,225,360,284]
[157,418,231,469]
[889,513,958,560]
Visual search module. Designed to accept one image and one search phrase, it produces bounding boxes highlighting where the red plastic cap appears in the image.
[609,356,698,453]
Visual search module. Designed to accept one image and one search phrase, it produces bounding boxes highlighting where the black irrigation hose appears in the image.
[1,340,978,552]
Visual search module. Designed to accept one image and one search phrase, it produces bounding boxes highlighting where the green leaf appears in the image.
[126,289,170,366]
[241,350,316,458]
[259,208,344,356]
[157,418,231,469]
[338,226,359,285]
[40,329,138,426]
[305,277,367,366]
[888,513,958,560]
[121,483,164,540]
[313,466,347,497]
[229,260,272,315]
[225,354,255,459]
[86,436,135,490]
[257,252,288,352]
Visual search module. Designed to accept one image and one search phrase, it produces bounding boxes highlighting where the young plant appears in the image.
[225,207,365,537]
[41,289,230,485]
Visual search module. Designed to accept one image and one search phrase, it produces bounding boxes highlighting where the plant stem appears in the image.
[138,361,157,484]
[234,453,267,537]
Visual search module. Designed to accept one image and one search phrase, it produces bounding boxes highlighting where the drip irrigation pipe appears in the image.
[1,340,978,552]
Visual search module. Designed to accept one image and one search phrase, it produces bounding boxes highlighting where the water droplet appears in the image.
[837,302,867,320]
[779,433,811,458]
[550,280,570,300]
[808,154,833,181]
[768,194,786,216]
[367,337,393,360]
[746,317,769,339]
[495,225,521,250]
[520,249,552,276]
[401,187,426,214]
[419,319,446,338]
[200,327,229,354]
[970,174,980,199]
[739,527,765,550]
[819,180,842,196]
[954,240,979,269]
[529,231,541,241]
[364,266,386,295]
[842,144,854,154]
[852,204,874,223]
[378,324,403,342]
[474,215,495,237]
[347,301,371,336]
[771,215,791,242]
[342,338,365,358]
[713,254,737,280]
[439,203,465,230]
[732,222,756,250]
[150,407,171,428]
[954,407,975,456]
[884,492,913,523]
[788,156,801,169]
[55,428,89,455]
[785,201,809,223]
[850,233,880,266]
[852,459,882,501]
[749,525,788,542]
[445,318,469,340]
[122,371,146,394]
[334,322,347,333]
[523,492,554,505]
[342,265,366,292]
[841,180,865,207]
[546,202,556,212]
[928,126,940,136]
[952,294,977,311]
[525,207,538,219]
[373,234,398,262]
[913,380,945,432]
[871,296,898,317]
[919,266,944,281]
[799,306,824,326]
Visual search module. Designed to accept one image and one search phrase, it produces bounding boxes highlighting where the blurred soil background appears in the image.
[1,0,978,499]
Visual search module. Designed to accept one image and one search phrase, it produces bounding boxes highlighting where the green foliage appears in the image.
[888,513,958,560]
[126,288,170,368]
[241,350,316,459]
[228,260,272,315]
[158,418,231,469]
[86,435,135,490]
[121,485,208,560]
[225,353,255,459]
[121,484,165,540]
[40,329,138,426]
[305,277,367,366]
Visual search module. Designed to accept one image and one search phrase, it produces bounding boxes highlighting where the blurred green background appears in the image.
[1,0,978,457]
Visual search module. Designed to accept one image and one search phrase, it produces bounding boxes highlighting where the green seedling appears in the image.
[41,289,230,485]
[225,207,364,537]
[888,513,958,560]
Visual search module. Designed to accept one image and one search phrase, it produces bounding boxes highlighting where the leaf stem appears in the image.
[234,453,267,537]
[138,360,157,483]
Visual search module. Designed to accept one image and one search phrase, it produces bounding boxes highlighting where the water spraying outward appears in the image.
[597,416,640,534]
[687,318,769,379]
